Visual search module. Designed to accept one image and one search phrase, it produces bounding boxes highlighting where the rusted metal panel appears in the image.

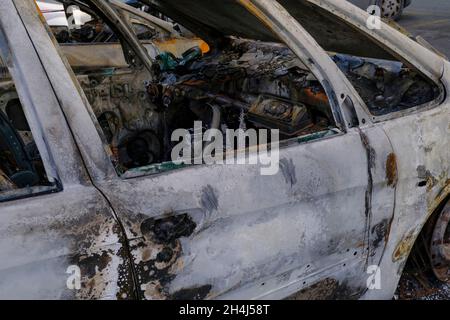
[386,153,399,188]
[0,186,134,299]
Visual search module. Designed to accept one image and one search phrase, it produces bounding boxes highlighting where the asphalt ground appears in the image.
[399,0,450,57]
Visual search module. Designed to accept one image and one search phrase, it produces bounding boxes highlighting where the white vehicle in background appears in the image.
[37,0,93,29]
[36,0,184,43]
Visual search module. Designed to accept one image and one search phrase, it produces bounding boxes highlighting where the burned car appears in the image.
[0,0,448,300]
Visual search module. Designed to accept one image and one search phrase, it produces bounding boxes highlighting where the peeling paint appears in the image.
[386,153,398,187]
[286,278,363,300]
[280,158,297,187]
[417,165,438,190]
[134,214,197,299]
[141,214,197,244]
[393,230,417,262]
[358,130,375,261]
[200,185,219,213]
[171,285,212,300]
[371,219,390,250]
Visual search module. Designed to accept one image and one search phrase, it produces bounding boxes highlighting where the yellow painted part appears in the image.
[199,40,210,54]
[34,0,44,17]
[237,0,274,31]
[153,38,210,57]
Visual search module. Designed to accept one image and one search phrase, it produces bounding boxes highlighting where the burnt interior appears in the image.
[332,53,440,116]
[80,36,440,174]
[0,0,442,180]
[81,39,339,174]
[0,90,50,192]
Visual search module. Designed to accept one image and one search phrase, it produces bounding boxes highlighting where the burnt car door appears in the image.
[59,0,397,299]
[100,130,395,300]
[0,0,135,299]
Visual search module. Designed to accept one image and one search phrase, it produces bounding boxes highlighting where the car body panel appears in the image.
[0,0,134,299]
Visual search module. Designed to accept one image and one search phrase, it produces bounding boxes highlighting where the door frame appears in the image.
[0,0,135,299]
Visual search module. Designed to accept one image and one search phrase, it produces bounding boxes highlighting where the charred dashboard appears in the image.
[83,40,338,174]
[1,37,439,179]
[81,39,439,174]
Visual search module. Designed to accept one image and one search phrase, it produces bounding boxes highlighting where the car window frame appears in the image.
[50,0,368,181]
[0,29,62,203]
[0,0,99,202]
[298,0,446,124]
[123,1,360,179]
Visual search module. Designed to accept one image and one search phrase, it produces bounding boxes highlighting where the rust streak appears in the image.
[386,153,398,188]
[393,230,416,262]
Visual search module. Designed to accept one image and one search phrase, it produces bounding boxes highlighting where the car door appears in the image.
[93,125,394,300]
[0,0,134,299]
[34,0,396,299]
[77,1,395,300]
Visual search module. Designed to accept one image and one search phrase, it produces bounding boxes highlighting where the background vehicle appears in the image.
[37,1,92,28]
[348,0,412,20]
[37,0,186,42]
